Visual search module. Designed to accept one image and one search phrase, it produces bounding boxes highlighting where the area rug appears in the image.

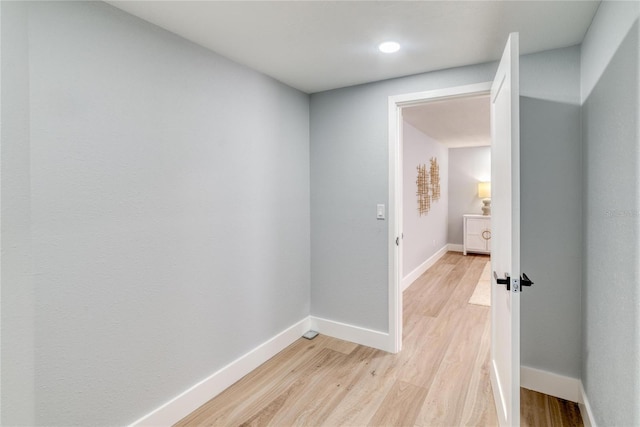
[468,261,491,307]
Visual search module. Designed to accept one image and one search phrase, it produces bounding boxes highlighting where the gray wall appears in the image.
[447,146,491,245]
[1,2,310,425]
[1,2,35,425]
[3,1,620,424]
[310,46,583,378]
[310,62,497,332]
[402,122,448,277]
[519,46,583,379]
[580,1,640,425]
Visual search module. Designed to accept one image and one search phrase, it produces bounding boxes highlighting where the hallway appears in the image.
[177,252,581,426]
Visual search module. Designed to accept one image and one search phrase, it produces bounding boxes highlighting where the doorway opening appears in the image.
[387,82,492,353]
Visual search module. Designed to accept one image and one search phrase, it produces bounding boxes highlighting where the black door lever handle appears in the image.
[521,273,534,287]
[493,271,511,291]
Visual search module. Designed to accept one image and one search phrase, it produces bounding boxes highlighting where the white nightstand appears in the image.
[463,214,491,255]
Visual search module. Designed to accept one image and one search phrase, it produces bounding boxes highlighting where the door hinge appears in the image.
[396,237,399,246]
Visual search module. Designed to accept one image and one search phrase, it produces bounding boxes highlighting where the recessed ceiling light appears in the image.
[378,41,400,54]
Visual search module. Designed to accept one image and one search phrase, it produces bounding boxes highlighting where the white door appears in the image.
[490,33,521,427]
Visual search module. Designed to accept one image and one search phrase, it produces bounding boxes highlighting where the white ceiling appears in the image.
[106,0,599,147]
[403,94,491,148]
[107,0,600,94]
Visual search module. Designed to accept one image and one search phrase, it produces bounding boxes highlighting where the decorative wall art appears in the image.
[416,164,430,215]
[430,157,441,201]
[416,157,441,216]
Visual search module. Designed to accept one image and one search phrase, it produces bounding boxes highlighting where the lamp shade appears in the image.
[478,182,491,199]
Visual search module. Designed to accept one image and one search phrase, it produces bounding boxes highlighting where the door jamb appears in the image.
[387,82,492,353]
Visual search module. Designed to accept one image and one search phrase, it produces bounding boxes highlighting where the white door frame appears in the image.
[387,82,492,353]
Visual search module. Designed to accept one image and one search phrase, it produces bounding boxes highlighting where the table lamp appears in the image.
[478,182,491,216]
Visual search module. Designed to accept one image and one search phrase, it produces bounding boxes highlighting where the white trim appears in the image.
[129,317,311,427]
[388,96,403,353]
[579,382,597,427]
[447,243,464,253]
[389,83,494,107]
[401,245,448,291]
[310,316,391,352]
[388,82,492,355]
[520,366,581,403]
[491,359,509,426]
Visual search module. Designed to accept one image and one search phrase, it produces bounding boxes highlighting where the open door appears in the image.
[490,33,521,427]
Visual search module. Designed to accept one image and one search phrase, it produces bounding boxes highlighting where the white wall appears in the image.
[402,122,448,280]
[580,2,640,425]
[1,2,310,425]
[447,146,491,245]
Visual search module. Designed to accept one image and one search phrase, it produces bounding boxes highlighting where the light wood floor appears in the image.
[176,252,582,426]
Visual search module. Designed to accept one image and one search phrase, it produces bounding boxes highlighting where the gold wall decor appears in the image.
[416,157,441,216]
[416,164,430,215]
[430,157,441,201]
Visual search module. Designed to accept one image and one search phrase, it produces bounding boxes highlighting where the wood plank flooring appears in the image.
[521,389,583,427]
[176,252,582,426]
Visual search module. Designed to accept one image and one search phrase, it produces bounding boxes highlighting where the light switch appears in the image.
[377,204,385,220]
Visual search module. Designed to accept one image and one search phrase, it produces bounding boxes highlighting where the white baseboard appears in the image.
[520,366,581,403]
[447,243,464,253]
[127,323,593,427]
[310,316,390,352]
[129,317,311,427]
[401,245,449,291]
[579,382,597,427]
